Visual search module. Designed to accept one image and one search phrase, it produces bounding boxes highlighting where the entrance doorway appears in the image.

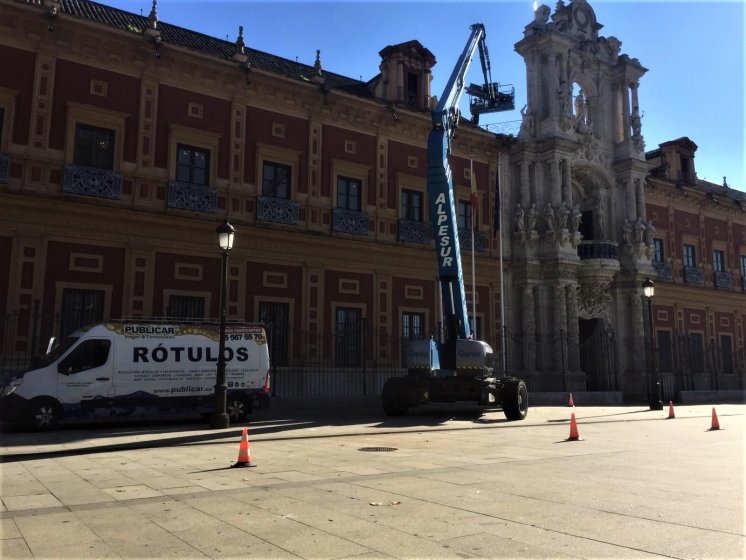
[578,318,616,390]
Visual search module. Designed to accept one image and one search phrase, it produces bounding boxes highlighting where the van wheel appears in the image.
[26,398,61,431]
[227,397,251,422]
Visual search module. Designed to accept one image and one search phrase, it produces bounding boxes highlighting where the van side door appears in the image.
[56,338,114,409]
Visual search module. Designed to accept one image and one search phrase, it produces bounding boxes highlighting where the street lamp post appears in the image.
[643,278,663,410]
[210,220,235,429]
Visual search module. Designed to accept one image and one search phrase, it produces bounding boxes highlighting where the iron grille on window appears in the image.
[335,307,361,367]
[259,301,290,367]
[60,288,105,337]
[166,295,205,319]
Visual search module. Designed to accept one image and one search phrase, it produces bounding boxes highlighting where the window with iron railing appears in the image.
[713,250,725,272]
[683,244,696,267]
[166,295,205,320]
[337,176,362,211]
[262,161,291,199]
[74,124,114,170]
[653,238,665,263]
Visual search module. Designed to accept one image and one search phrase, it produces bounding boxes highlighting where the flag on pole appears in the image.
[470,172,479,231]
[493,165,501,237]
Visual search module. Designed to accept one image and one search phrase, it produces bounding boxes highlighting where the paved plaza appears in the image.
[1,403,744,559]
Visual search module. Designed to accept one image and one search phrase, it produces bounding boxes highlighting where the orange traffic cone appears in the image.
[667,401,675,419]
[232,427,255,468]
[566,413,581,441]
[709,407,720,431]
[568,393,575,407]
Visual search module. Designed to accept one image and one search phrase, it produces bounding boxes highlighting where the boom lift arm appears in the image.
[428,23,513,364]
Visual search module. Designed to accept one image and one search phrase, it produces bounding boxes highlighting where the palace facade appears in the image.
[1,0,744,403]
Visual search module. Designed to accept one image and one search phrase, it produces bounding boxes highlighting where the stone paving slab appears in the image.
[0,405,744,559]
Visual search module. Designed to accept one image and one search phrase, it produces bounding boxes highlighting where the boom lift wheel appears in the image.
[501,379,528,421]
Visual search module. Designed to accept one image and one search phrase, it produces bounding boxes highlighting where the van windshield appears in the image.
[33,337,79,368]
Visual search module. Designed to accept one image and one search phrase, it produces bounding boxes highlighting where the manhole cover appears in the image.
[358,447,398,452]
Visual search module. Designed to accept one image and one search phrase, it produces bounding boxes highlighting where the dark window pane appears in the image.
[73,124,115,170]
[175,144,210,185]
[60,288,105,337]
[263,161,291,199]
[59,339,110,375]
[335,307,361,366]
[166,295,205,319]
[259,302,290,367]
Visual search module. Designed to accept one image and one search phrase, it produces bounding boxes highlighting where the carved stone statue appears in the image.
[544,204,556,231]
[574,89,588,132]
[622,220,634,245]
[534,5,551,27]
[519,104,535,138]
[527,203,538,232]
[630,110,642,137]
[644,221,655,246]
[595,200,605,237]
[634,218,646,244]
[571,205,582,232]
[557,201,570,230]
[514,204,525,232]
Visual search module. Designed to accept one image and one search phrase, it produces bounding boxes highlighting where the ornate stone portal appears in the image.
[510,0,652,399]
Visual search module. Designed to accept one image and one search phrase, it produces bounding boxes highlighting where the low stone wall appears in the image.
[677,390,746,404]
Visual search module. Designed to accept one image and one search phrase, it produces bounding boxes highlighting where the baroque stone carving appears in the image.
[576,280,612,319]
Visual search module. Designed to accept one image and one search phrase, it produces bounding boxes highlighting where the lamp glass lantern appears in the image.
[217,221,235,251]
[643,278,655,299]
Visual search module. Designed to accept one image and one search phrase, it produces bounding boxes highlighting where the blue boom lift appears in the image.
[381,24,527,420]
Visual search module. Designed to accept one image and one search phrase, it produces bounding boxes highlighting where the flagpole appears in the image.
[470,157,477,339]
[497,159,506,375]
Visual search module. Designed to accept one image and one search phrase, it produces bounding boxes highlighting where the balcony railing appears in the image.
[0,153,8,184]
[167,181,217,213]
[577,240,619,260]
[257,196,299,225]
[458,228,487,253]
[398,219,431,244]
[332,208,369,235]
[63,163,122,200]
[652,261,673,281]
[684,265,704,285]
[714,270,732,289]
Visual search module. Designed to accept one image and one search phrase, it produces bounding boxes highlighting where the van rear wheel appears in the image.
[25,398,60,431]
[227,397,251,422]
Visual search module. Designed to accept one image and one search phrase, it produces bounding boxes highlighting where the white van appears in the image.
[0,321,271,430]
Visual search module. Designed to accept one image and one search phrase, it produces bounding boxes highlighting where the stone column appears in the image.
[622,83,631,141]
[522,285,536,373]
[519,161,530,208]
[562,159,572,208]
[554,284,567,381]
[550,158,561,206]
[625,179,636,222]
[628,291,647,399]
[635,178,645,222]
[566,284,580,374]
[630,82,640,114]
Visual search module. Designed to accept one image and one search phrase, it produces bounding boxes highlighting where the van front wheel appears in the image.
[226,397,251,422]
[25,398,61,431]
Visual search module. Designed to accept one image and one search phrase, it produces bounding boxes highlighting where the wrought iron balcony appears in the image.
[63,163,122,200]
[714,270,732,289]
[458,228,487,253]
[652,261,673,281]
[257,196,299,225]
[683,265,704,285]
[398,219,432,244]
[0,153,8,184]
[577,240,619,260]
[167,181,217,213]
[332,208,369,235]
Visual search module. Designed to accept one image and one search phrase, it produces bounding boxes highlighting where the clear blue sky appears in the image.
[105,0,744,192]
